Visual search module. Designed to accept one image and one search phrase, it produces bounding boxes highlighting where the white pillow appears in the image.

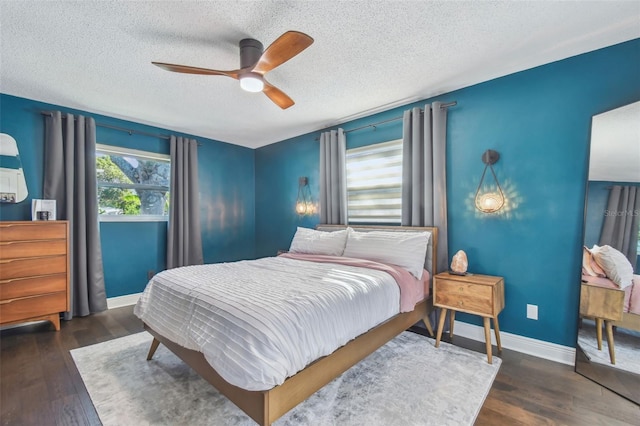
[342,229,431,279]
[289,227,348,256]
[590,245,634,289]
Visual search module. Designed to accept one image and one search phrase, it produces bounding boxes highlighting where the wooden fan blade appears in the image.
[152,62,241,79]
[252,31,314,74]
[263,80,295,109]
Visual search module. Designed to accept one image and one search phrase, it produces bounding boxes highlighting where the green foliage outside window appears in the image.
[96,149,170,216]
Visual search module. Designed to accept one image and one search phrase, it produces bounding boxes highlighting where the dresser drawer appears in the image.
[0,274,67,300]
[0,239,67,259]
[0,255,67,280]
[0,291,67,324]
[0,222,67,242]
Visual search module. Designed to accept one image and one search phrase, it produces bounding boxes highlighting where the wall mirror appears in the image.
[0,133,28,203]
[575,101,640,404]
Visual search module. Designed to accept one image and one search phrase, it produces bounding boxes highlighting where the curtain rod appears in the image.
[314,101,457,139]
[345,101,456,134]
[40,110,171,141]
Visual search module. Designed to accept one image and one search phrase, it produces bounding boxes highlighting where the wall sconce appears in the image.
[295,177,313,215]
[474,149,505,213]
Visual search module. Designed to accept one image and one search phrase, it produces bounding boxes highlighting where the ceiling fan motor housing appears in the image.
[240,39,264,69]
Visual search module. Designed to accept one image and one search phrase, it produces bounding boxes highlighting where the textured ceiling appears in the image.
[1,1,639,148]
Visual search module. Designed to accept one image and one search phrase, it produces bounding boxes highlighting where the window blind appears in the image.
[346,139,402,224]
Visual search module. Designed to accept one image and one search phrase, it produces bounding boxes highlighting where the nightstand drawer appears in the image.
[435,279,492,298]
[433,273,504,317]
[435,280,493,315]
[580,283,624,321]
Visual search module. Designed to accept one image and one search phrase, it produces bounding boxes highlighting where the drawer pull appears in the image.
[1,274,61,284]
[459,286,464,292]
[0,240,62,245]
[0,255,62,263]
[457,301,464,307]
[0,293,56,304]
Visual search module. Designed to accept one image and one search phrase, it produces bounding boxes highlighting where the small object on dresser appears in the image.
[36,211,50,220]
[31,199,57,220]
[450,250,468,275]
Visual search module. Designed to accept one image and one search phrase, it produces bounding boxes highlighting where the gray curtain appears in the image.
[167,136,203,268]
[319,128,347,224]
[599,185,639,268]
[402,102,449,273]
[44,111,107,318]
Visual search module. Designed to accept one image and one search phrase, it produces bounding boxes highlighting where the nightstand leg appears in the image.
[605,320,616,365]
[435,308,448,348]
[449,310,456,339]
[493,316,502,352]
[483,317,492,364]
[595,318,603,351]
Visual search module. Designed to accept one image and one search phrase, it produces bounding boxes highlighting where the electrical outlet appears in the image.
[147,270,155,280]
[527,304,538,320]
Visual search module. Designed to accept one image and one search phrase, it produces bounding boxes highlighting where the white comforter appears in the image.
[134,256,401,391]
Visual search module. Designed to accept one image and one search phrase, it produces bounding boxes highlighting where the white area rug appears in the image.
[578,320,640,375]
[71,331,500,426]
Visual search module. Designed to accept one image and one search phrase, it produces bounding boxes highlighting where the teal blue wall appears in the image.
[0,94,255,298]
[1,38,638,346]
[584,181,640,272]
[255,39,640,347]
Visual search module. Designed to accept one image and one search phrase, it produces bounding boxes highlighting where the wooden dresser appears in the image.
[0,221,70,331]
[433,272,505,364]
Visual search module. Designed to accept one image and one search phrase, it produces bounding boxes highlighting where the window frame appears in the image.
[346,138,403,225]
[96,143,171,223]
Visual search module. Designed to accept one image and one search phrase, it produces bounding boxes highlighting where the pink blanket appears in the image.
[582,274,640,315]
[279,253,429,313]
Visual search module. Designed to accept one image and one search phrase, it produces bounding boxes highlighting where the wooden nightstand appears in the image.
[433,272,505,364]
[579,282,624,364]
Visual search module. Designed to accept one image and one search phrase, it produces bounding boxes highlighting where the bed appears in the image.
[580,245,640,364]
[135,225,438,425]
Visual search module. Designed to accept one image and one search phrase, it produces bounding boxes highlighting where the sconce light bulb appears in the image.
[296,202,307,215]
[476,192,505,213]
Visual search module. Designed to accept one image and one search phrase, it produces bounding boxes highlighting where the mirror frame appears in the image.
[574,102,640,405]
[0,133,28,203]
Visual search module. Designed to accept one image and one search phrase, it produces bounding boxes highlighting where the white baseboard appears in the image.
[107,293,142,309]
[106,293,576,365]
[453,320,576,366]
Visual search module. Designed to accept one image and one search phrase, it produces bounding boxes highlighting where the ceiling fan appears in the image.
[152,31,313,110]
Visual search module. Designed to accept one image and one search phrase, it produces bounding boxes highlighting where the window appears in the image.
[346,139,403,224]
[96,144,170,221]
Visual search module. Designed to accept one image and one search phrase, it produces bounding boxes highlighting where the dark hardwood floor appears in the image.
[1,306,638,425]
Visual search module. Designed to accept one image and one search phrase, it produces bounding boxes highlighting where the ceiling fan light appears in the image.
[239,73,264,92]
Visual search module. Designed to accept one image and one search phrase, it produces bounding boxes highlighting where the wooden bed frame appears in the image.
[145,225,438,426]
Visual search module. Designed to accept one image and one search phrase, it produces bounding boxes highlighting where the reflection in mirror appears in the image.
[0,133,28,203]
[576,101,640,405]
